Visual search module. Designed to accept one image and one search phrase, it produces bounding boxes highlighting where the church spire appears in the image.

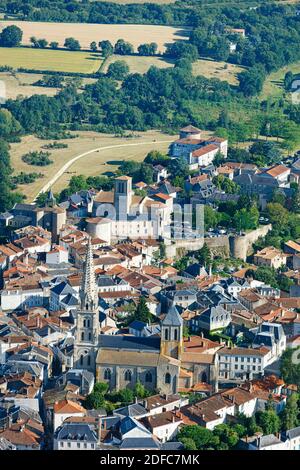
[80,237,98,311]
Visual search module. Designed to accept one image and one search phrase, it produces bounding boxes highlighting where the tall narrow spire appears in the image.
[80,237,98,311]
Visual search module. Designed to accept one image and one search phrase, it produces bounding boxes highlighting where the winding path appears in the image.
[35,139,173,199]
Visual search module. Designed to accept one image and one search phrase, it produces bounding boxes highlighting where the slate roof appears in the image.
[162,305,183,327]
[114,403,147,418]
[128,320,147,331]
[119,416,150,439]
[61,293,78,307]
[55,423,97,442]
[286,426,300,440]
[98,335,160,352]
[161,441,184,450]
[51,281,76,296]
[120,437,160,449]
[257,434,282,448]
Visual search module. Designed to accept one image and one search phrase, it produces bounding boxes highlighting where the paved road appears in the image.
[35,139,173,199]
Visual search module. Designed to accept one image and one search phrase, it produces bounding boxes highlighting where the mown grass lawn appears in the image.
[104,54,175,74]
[0,47,103,73]
[260,60,300,101]
[192,58,246,86]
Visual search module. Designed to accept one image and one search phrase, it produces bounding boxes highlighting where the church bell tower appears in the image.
[160,305,183,360]
[73,237,100,373]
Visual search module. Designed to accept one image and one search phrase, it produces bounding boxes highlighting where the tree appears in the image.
[30,36,38,48]
[164,42,198,61]
[107,60,130,80]
[32,38,48,48]
[68,175,89,193]
[280,347,300,388]
[280,394,299,431]
[213,150,225,167]
[64,37,81,51]
[177,425,219,450]
[233,206,259,231]
[212,175,240,194]
[238,66,266,97]
[114,39,134,55]
[138,43,158,56]
[35,192,48,207]
[254,266,278,287]
[266,202,289,230]
[167,157,189,181]
[0,25,23,47]
[291,184,300,213]
[213,424,239,449]
[0,140,15,212]
[118,388,134,405]
[255,410,280,435]
[133,381,149,398]
[94,382,109,395]
[196,243,211,268]
[218,109,230,129]
[180,437,197,450]
[50,41,59,49]
[284,71,294,91]
[135,297,152,323]
[139,163,154,184]
[99,40,113,58]
[0,109,22,140]
[144,150,169,166]
[204,205,220,230]
[85,388,105,409]
[90,41,97,52]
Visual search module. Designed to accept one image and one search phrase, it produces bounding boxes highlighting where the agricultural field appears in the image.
[0,47,103,73]
[0,72,59,99]
[9,130,177,201]
[0,21,189,53]
[104,54,174,74]
[192,58,246,85]
[260,60,300,101]
[0,71,96,99]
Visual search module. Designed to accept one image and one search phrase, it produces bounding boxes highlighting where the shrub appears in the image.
[22,151,53,166]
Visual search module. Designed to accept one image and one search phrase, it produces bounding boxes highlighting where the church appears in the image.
[73,238,183,395]
[73,238,219,394]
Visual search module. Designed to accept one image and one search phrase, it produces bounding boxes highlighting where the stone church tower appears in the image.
[160,305,183,360]
[73,237,100,373]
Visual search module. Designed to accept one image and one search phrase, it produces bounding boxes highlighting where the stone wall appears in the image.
[229,224,272,261]
[166,225,272,261]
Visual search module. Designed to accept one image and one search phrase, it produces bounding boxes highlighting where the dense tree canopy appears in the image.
[0,25,23,47]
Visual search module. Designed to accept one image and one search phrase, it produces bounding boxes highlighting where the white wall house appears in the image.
[46,246,68,264]
[149,415,182,443]
[1,288,45,311]
[53,401,85,431]
[218,347,272,383]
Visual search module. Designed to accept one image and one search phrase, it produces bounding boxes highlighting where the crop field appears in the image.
[9,130,176,201]
[0,47,103,73]
[0,21,189,53]
[192,58,246,85]
[260,60,300,101]
[0,71,96,99]
[104,54,174,74]
[0,72,59,99]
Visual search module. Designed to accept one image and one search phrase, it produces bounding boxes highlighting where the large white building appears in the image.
[170,126,228,170]
[217,346,272,383]
[90,176,173,242]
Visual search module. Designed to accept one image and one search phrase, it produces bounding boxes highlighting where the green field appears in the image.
[192,58,246,85]
[0,47,103,73]
[104,54,174,74]
[261,60,300,101]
